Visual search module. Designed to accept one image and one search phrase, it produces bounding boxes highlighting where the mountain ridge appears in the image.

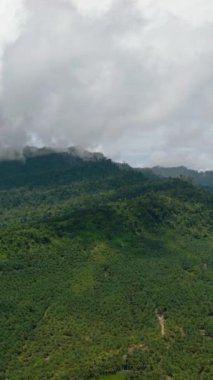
[0,148,212,379]
[150,165,213,189]
[0,146,212,190]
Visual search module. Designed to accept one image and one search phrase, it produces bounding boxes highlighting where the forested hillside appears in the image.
[150,166,213,190]
[0,149,212,380]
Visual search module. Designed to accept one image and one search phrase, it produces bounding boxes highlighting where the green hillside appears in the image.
[0,150,212,380]
[150,166,213,190]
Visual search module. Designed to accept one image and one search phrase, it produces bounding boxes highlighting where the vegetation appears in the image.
[92,374,126,380]
[150,166,213,190]
[0,150,212,379]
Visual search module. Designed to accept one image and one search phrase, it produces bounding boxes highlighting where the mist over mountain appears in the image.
[0,1,213,379]
[0,0,213,169]
[151,166,213,189]
[0,146,212,190]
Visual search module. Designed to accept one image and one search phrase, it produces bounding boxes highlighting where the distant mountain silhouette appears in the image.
[150,166,213,189]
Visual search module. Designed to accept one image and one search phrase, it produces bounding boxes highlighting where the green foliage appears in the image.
[0,153,212,379]
[93,373,126,380]
[151,165,213,190]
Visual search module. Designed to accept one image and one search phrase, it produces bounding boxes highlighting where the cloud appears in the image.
[0,0,27,90]
[0,0,212,169]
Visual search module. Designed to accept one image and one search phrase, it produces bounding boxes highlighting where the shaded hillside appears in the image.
[151,166,213,190]
[0,149,212,380]
[0,147,121,189]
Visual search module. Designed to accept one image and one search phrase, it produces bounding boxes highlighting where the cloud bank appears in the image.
[0,0,212,169]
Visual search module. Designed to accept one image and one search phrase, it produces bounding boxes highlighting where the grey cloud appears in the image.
[0,0,212,169]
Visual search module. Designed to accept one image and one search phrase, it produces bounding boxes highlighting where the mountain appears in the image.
[151,166,213,190]
[0,149,212,380]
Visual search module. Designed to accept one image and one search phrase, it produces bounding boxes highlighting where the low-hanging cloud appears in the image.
[0,0,212,169]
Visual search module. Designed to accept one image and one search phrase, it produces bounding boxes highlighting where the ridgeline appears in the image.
[0,148,212,380]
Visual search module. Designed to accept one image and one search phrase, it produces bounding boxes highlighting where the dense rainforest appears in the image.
[0,148,212,380]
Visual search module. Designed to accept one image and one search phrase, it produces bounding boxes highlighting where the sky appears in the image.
[0,0,212,169]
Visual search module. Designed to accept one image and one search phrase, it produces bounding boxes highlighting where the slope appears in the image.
[0,150,212,380]
[151,166,213,190]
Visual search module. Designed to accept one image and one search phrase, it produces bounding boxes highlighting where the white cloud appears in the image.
[70,0,113,15]
[0,0,27,90]
[136,0,213,27]
[0,0,212,169]
[0,0,26,47]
